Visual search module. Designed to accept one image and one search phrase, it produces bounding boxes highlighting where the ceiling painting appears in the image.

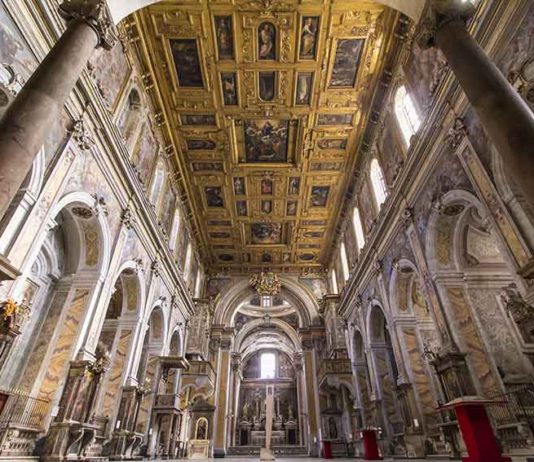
[134,0,398,271]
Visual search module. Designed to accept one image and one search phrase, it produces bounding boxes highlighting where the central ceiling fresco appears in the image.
[134,0,399,271]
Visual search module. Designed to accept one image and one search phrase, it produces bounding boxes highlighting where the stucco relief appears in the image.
[467,289,525,383]
[404,43,447,112]
[88,41,131,110]
[376,113,403,187]
[413,155,473,244]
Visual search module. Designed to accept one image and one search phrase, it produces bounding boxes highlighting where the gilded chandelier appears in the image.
[249,271,282,295]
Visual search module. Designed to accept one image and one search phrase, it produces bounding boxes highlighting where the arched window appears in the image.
[394,85,421,145]
[370,158,387,208]
[183,242,193,281]
[330,269,338,294]
[260,352,276,379]
[353,207,365,251]
[194,266,203,298]
[340,241,350,282]
[169,208,181,252]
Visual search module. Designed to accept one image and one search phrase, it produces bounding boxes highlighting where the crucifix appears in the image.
[260,384,275,461]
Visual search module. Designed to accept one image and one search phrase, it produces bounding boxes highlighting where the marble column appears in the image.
[419,1,534,209]
[0,0,115,221]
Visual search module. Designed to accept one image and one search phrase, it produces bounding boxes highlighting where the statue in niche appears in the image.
[287,406,294,421]
[328,417,338,439]
[195,418,208,440]
[242,401,251,421]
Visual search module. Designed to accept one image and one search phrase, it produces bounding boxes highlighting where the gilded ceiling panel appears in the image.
[135,0,398,271]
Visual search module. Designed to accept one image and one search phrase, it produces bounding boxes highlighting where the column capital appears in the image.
[59,0,117,50]
[417,0,476,49]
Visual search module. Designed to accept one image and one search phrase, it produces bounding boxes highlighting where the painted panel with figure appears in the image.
[170,39,204,88]
[181,114,217,126]
[300,17,320,60]
[251,223,282,245]
[187,139,216,150]
[221,73,238,105]
[214,16,234,60]
[329,38,364,88]
[259,72,276,101]
[296,72,313,105]
[244,120,289,163]
[310,186,330,207]
[258,22,276,60]
[234,177,246,195]
[205,187,224,208]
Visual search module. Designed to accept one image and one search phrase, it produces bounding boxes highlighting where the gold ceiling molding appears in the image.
[133,0,399,272]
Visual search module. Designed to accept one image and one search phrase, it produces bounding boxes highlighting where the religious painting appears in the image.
[258,22,276,60]
[287,200,297,216]
[310,162,343,171]
[317,114,353,125]
[214,16,234,60]
[234,177,246,195]
[204,187,224,207]
[244,119,289,163]
[259,72,276,101]
[251,223,282,245]
[261,200,272,214]
[219,254,234,262]
[261,178,273,195]
[296,73,313,105]
[170,39,204,88]
[288,177,300,195]
[300,253,315,261]
[195,418,208,440]
[181,114,217,126]
[192,162,223,172]
[221,73,238,105]
[187,139,216,150]
[300,17,319,59]
[304,231,323,238]
[210,232,231,239]
[262,252,273,263]
[302,219,326,226]
[236,200,247,216]
[208,220,232,226]
[329,38,364,88]
[310,186,330,207]
[317,138,347,150]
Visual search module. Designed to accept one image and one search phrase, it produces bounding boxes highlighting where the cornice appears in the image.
[4,0,197,317]
[338,0,524,320]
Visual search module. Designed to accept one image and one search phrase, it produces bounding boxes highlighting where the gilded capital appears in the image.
[59,0,117,50]
[417,0,476,49]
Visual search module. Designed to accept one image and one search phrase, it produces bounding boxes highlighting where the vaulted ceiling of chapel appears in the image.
[132,0,400,272]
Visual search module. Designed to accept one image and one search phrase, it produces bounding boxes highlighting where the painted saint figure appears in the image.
[300,17,318,59]
[259,23,276,60]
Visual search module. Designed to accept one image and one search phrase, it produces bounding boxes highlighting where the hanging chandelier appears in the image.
[249,271,282,295]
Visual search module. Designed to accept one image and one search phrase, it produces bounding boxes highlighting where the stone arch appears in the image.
[234,317,300,353]
[107,0,425,24]
[425,189,512,275]
[214,277,320,327]
[367,303,388,343]
[425,189,532,394]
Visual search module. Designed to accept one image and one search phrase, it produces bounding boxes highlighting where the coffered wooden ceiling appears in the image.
[134,0,399,272]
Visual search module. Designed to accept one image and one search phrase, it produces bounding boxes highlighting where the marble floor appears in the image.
[153,456,454,462]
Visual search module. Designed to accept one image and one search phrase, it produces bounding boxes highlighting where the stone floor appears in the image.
[147,456,532,462]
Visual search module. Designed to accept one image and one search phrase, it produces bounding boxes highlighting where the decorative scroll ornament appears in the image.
[59,0,117,50]
[501,283,532,322]
[88,343,111,376]
[249,271,281,295]
[0,299,31,331]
